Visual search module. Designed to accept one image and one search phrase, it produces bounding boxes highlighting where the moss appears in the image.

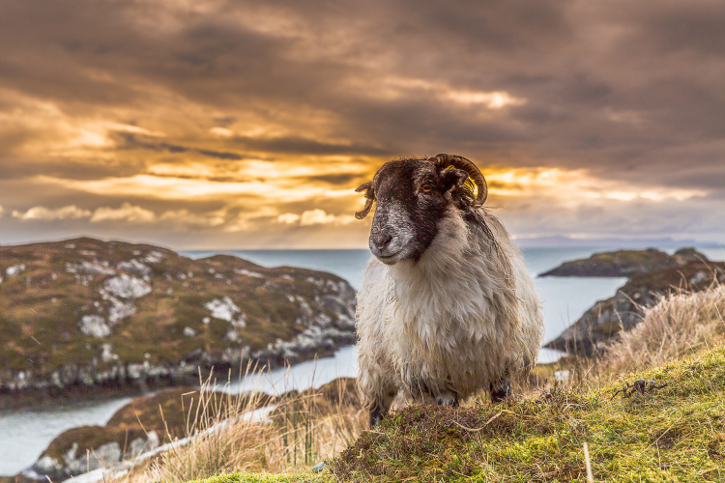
[329,345,725,482]
[188,473,331,483]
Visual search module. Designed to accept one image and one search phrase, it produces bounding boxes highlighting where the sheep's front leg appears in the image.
[369,384,398,427]
[357,353,398,427]
[434,391,459,407]
[489,378,511,402]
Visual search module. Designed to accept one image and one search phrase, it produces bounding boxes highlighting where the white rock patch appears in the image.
[224,330,240,342]
[6,264,25,276]
[101,343,119,362]
[144,251,164,263]
[65,261,116,275]
[106,298,136,325]
[183,327,197,337]
[80,315,111,338]
[234,268,263,278]
[205,296,240,322]
[103,274,151,299]
[117,259,152,278]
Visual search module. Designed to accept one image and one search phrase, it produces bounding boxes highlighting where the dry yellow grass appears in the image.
[111,370,364,483]
[601,281,725,375]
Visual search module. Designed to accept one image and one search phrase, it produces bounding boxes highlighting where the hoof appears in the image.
[490,380,512,403]
[435,392,459,407]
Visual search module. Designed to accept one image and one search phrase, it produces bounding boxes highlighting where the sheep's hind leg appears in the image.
[369,384,398,427]
[490,378,511,402]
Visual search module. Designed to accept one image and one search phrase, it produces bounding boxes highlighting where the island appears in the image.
[0,238,357,406]
[539,247,707,277]
[544,248,724,354]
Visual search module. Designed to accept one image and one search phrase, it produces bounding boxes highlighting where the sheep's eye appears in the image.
[421,184,433,193]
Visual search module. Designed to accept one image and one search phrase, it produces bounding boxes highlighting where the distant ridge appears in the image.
[513,235,719,249]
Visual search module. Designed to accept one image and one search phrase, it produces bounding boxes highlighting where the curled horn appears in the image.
[428,153,488,207]
[355,181,375,219]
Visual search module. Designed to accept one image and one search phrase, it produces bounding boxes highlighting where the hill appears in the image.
[0,238,357,403]
[179,343,725,482]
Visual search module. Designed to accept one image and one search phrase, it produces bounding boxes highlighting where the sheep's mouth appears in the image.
[374,249,407,265]
[376,253,398,264]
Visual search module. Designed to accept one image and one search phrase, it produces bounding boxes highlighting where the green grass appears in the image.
[192,344,725,483]
[186,474,329,483]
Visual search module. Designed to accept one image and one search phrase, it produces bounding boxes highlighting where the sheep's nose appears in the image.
[371,232,392,251]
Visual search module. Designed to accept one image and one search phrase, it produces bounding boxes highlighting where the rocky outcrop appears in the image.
[539,247,708,277]
[0,238,357,401]
[545,260,725,354]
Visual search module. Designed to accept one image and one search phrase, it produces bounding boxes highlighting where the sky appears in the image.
[0,0,724,249]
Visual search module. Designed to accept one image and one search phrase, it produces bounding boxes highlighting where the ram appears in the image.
[355,154,543,426]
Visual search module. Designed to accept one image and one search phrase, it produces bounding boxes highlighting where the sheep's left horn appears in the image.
[355,181,375,219]
[429,154,487,206]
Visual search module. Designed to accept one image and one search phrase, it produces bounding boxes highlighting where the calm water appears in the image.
[1,246,722,475]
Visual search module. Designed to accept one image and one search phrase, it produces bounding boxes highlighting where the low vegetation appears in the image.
[108,375,363,483]
[601,282,725,374]
[107,282,725,483]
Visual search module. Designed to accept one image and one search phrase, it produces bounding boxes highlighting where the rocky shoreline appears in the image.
[12,378,359,483]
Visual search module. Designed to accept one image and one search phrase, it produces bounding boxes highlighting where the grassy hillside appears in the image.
[0,237,356,398]
[185,344,725,482]
[98,281,725,483]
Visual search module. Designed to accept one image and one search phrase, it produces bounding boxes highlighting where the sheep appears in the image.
[354,154,543,427]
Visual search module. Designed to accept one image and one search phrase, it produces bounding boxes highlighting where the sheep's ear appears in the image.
[355,181,375,219]
[441,169,468,192]
[356,181,372,194]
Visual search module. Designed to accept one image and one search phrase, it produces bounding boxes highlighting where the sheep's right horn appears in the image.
[355,181,375,219]
[429,154,487,206]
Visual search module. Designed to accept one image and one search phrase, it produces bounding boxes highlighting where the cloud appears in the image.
[12,205,92,220]
[300,209,336,225]
[113,132,245,160]
[0,0,723,247]
[159,209,226,227]
[89,203,155,223]
[277,209,356,226]
[277,213,300,224]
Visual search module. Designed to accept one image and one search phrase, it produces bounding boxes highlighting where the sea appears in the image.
[1,246,723,476]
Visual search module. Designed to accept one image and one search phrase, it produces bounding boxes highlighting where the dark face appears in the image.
[368,159,468,265]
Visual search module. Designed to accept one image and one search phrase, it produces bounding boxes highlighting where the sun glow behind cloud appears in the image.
[486,168,707,205]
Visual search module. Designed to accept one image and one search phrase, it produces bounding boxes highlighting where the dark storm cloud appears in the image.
[0,156,144,181]
[304,173,365,185]
[233,135,391,157]
[113,132,245,160]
